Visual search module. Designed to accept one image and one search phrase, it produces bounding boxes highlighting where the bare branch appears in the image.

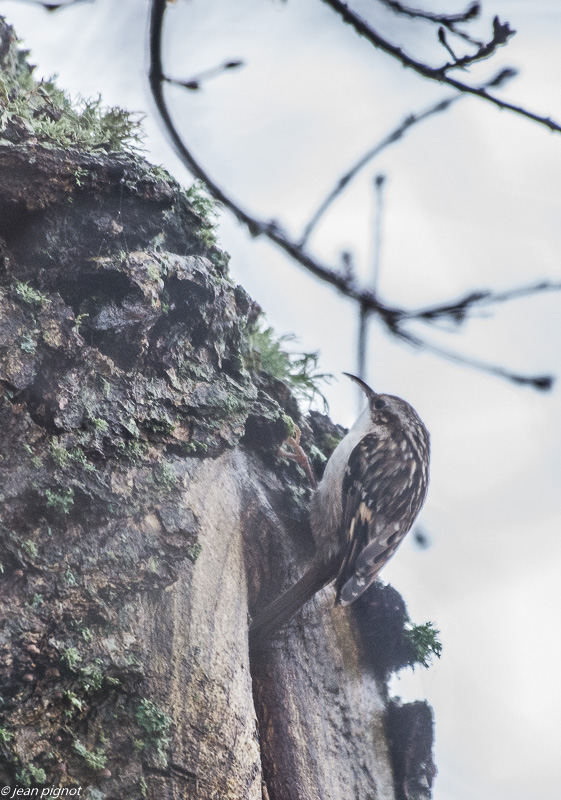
[165,60,244,92]
[380,0,484,45]
[380,0,484,49]
[438,28,460,63]
[12,0,91,9]
[440,16,515,73]
[407,281,561,325]
[357,175,386,388]
[378,0,480,27]
[148,0,559,391]
[394,327,554,390]
[320,0,561,134]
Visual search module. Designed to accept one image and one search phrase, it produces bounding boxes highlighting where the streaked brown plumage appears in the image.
[250,374,430,645]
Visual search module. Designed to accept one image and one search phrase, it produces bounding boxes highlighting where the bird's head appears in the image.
[343,373,429,453]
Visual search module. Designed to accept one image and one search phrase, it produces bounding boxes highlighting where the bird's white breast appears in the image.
[309,404,377,558]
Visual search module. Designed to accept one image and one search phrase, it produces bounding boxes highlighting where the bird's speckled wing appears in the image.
[334,429,428,605]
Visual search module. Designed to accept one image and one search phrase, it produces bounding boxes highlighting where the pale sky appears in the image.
[2,1,561,798]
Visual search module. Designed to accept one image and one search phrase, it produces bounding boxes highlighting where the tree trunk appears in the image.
[0,20,435,800]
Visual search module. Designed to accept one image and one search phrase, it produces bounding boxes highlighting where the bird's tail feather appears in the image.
[249,554,341,649]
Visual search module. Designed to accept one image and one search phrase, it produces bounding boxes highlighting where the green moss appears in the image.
[121,418,140,438]
[0,727,14,745]
[20,333,37,353]
[322,432,344,453]
[0,36,144,154]
[146,262,161,281]
[92,418,109,432]
[242,319,332,410]
[63,567,77,586]
[174,441,208,457]
[64,690,84,711]
[281,413,297,438]
[73,167,88,186]
[144,416,174,436]
[403,621,442,669]
[81,627,94,643]
[135,698,171,759]
[186,544,202,563]
[69,447,97,472]
[116,439,149,464]
[78,664,104,693]
[29,765,47,784]
[61,647,82,670]
[72,739,107,771]
[50,441,71,468]
[184,179,221,244]
[147,164,171,183]
[50,439,97,472]
[154,462,176,492]
[16,764,47,786]
[12,280,50,307]
[45,486,74,514]
[309,444,327,465]
[23,539,38,559]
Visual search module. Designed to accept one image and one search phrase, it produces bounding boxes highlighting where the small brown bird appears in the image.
[250,374,430,643]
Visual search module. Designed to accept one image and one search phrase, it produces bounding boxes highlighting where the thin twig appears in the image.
[394,327,554,390]
[371,175,385,294]
[407,281,561,325]
[300,95,458,246]
[320,0,561,134]
[440,16,515,73]
[14,0,91,8]
[378,0,480,27]
[165,60,244,92]
[357,175,386,396]
[438,28,460,64]
[357,301,368,387]
[380,0,484,46]
[300,66,516,246]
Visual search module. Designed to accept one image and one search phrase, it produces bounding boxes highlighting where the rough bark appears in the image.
[0,20,435,800]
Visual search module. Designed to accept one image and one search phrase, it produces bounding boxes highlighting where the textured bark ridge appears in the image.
[0,19,435,800]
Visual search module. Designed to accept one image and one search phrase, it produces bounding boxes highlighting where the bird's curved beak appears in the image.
[343,372,377,400]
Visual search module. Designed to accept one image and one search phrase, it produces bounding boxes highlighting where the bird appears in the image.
[249,373,430,645]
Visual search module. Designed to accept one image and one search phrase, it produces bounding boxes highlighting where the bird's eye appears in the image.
[374,398,386,410]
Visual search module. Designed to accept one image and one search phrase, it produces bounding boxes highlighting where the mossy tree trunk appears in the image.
[0,20,435,800]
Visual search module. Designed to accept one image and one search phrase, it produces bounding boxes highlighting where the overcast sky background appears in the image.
[2,1,561,798]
